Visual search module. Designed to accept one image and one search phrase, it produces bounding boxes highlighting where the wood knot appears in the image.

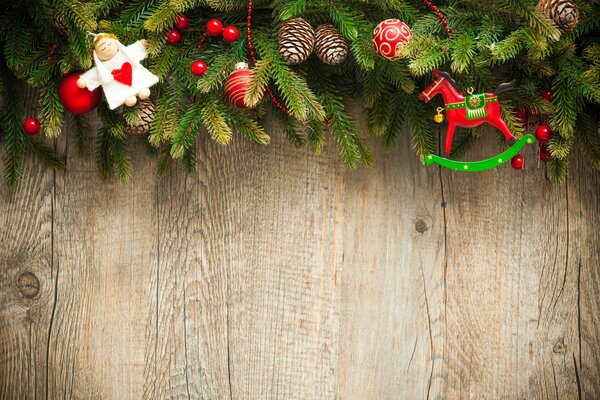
[553,342,566,354]
[415,219,429,233]
[16,272,40,299]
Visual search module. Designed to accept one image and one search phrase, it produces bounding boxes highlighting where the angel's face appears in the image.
[95,37,119,61]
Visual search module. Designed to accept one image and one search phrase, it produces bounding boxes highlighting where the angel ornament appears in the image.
[77,33,159,110]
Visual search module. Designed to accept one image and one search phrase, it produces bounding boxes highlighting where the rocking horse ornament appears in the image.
[418,70,536,172]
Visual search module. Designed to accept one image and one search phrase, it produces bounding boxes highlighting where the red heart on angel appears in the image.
[111,62,132,86]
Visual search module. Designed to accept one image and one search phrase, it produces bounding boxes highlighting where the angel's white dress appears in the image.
[79,41,159,110]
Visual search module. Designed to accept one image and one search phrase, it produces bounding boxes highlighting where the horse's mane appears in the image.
[437,71,461,92]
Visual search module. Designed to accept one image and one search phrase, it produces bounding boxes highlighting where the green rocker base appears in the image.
[424,134,536,172]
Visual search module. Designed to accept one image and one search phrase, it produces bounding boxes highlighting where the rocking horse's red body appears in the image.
[419,70,516,155]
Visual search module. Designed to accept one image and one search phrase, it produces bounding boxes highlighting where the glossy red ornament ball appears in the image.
[225,62,255,108]
[174,15,189,30]
[166,29,181,45]
[372,19,412,61]
[58,73,101,114]
[541,88,553,102]
[535,125,552,143]
[191,60,207,77]
[511,154,525,170]
[540,144,552,161]
[222,25,239,43]
[23,118,41,135]
[206,19,223,36]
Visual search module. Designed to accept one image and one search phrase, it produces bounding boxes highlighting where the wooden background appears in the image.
[1,102,599,399]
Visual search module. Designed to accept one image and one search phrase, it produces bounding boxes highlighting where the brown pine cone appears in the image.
[537,0,579,34]
[278,18,315,65]
[52,11,68,36]
[314,24,348,66]
[125,100,155,135]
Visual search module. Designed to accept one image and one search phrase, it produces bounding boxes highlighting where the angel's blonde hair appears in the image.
[92,33,118,50]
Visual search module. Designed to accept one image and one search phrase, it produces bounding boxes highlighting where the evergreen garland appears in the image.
[0,0,598,186]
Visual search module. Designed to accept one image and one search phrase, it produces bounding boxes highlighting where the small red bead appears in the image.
[166,29,182,45]
[191,60,208,77]
[23,118,41,135]
[222,26,240,43]
[174,15,189,30]
[206,19,223,36]
[511,154,525,170]
[541,88,553,102]
[535,125,552,143]
[539,144,552,161]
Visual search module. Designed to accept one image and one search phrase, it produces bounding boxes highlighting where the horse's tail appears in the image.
[495,80,517,95]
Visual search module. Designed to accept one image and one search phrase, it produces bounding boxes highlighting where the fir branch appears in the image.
[38,84,65,138]
[24,135,65,171]
[200,99,233,146]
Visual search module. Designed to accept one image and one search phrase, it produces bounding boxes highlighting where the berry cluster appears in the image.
[511,89,555,169]
[191,18,240,77]
[166,15,190,45]
[422,0,453,39]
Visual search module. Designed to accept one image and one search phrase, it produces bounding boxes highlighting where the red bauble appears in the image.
[222,25,239,43]
[206,19,223,36]
[225,62,255,108]
[191,60,207,77]
[174,15,189,30]
[541,88,553,102]
[23,118,41,135]
[511,154,525,170]
[58,73,101,114]
[372,19,412,61]
[540,144,552,161]
[166,29,182,45]
[535,125,552,143]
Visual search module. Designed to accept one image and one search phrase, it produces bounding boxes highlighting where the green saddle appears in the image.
[445,93,498,120]
[464,93,487,120]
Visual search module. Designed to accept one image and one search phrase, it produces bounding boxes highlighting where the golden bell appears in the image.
[434,107,445,124]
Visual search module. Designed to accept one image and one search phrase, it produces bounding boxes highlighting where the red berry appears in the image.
[191,60,207,77]
[540,144,552,161]
[174,15,189,30]
[515,109,527,126]
[206,19,223,36]
[222,25,239,42]
[535,125,552,143]
[166,29,181,45]
[511,154,525,170]
[23,118,41,135]
[541,88,553,102]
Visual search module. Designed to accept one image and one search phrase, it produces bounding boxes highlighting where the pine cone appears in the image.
[537,0,579,34]
[314,24,348,66]
[52,11,68,36]
[278,18,315,65]
[125,100,155,135]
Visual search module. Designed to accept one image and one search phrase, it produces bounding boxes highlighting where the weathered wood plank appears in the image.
[0,91,55,400]
[48,118,158,399]
[438,134,578,399]
[1,111,599,400]
[143,117,339,399]
[336,127,445,399]
[568,154,600,399]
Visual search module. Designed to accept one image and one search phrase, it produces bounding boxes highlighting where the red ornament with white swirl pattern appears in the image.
[225,62,255,109]
[372,19,412,61]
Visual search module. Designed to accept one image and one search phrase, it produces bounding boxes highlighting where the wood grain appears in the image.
[1,108,599,400]
[0,90,54,400]
[48,117,158,399]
